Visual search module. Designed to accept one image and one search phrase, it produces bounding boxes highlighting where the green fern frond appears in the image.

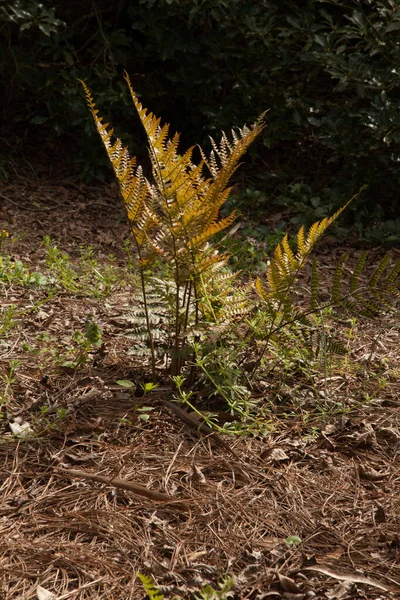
[369,253,390,288]
[334,252,399,317]
[385,259,400,289]
[137,573,164,600]
[350,251,367,294]
[299,326,348,359]
[321,335,348,356]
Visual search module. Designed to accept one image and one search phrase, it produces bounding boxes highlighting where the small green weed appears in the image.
[22,312,103,371]
[43,236,120,297]
[0,255,48,287]
[0,359,20,415]
[59,312,103,369]
[116,379,158,422]
[0,231,49,287]
[44,236,79,291]
[32,405,71,436]
[0,305,17,337]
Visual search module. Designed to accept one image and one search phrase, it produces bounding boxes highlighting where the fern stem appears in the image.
[193,278,199,327]
[137,252,156,381]
[171,272,181,376]
[147,136,182,375]
[182,280,189,310]
[183,280,192,332]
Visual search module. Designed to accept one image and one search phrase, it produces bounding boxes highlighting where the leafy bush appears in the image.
[2,0,399,228]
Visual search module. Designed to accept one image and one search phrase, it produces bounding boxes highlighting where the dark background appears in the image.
[1,0,400,243]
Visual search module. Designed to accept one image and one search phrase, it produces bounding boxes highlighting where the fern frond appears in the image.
[137,574,164,600]
[257,197,354,317]
[197,264,251,323]
[326,337,348,356]
[385,259,400,288]
[296,225,306,256]
[193,252,230,277]
[369,254,391,288]
[190,213,237,250]
[255,276,270,304]
[302,200,351,256]
[281,235,297,272]
[328,251,399,319]
[79,80,154,258]
[350,251,367,294]
[205,115,266,196]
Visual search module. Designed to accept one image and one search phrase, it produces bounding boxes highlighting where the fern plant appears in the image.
[81,74,264,377]
[248,214,399,377]
[81,76,399,404]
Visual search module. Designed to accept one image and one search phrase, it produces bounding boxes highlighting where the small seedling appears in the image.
[60,312,103,368]
[285,535,302,547]
[116,380,158,421]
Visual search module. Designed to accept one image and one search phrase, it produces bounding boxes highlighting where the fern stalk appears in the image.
[138,258,156,381]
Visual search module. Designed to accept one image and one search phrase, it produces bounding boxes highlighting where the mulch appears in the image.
[0,165,399,599]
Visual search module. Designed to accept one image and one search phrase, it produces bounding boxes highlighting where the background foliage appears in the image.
[1,0,399,240]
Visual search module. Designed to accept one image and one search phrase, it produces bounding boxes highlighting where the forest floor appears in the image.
[0,164,400,600]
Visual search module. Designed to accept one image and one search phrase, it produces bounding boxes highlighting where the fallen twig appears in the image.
[53,466,187,507]
[162,399,243,461]
[301,565,399,594]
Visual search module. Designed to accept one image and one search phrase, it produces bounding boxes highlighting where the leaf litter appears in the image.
[0,173,400,599]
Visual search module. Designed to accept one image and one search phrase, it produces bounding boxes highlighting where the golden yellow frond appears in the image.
[190,213,237,249]
[281,235,296,269]
[255,276,270,303]
[79,79,155,254]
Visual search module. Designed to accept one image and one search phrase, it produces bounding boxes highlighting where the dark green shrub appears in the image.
[1,0,399,234]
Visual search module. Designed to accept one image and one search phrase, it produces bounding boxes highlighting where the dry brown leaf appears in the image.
[325,580,353,599]
[261,447,290,462]
[358,464,389,481]
[316,547,344,562]
[278,573,302,593]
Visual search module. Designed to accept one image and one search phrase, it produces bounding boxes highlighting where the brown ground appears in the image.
[0,165,399,600]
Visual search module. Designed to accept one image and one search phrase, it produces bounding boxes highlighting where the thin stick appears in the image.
[53,466,187,507]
